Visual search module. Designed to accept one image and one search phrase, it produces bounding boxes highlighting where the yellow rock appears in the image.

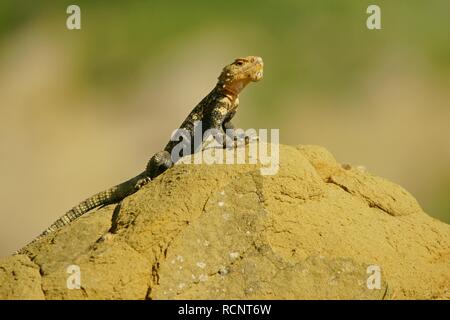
[1,144,448,299]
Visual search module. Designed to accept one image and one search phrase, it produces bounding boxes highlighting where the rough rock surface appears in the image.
[1,144,448,299]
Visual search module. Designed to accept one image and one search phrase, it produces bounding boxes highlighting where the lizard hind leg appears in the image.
[146,150,173,179]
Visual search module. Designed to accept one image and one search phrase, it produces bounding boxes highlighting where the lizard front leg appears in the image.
[200,100,233,150]
[222,120,241,148]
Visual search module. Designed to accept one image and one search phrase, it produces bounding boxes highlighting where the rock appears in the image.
[0,255,44,300]
[1,144,448,299]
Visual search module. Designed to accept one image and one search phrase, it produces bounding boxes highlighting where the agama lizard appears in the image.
[15,56,264,255]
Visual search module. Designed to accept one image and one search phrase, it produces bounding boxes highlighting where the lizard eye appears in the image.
[235,61,244,66]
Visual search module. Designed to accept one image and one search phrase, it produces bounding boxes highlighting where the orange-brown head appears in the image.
[218,56,263,95]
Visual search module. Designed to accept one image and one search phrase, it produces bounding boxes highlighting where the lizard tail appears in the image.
[14,172,149,255]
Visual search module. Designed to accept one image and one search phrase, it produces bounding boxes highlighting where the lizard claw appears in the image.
[249,134,259,142]
[135,177,151,190]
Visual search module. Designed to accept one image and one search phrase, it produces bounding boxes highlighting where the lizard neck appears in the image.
[221,86,239,101]
[216,80,249,102]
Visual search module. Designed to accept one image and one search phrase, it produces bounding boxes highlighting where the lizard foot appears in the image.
[225,134,257,149]
[135,176,151,190]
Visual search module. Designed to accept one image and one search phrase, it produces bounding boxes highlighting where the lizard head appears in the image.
[218,56,264,95]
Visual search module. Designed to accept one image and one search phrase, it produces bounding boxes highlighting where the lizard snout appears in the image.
[255,56,263,65]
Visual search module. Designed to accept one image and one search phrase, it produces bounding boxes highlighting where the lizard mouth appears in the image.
[253,69,263,81]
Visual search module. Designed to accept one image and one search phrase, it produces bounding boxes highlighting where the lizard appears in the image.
[15,55,264,255]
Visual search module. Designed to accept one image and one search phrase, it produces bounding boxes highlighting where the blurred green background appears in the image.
[0,0,449,257]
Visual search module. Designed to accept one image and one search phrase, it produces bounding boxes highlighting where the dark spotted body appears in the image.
[15,56,263,255]
[163,85,239,156]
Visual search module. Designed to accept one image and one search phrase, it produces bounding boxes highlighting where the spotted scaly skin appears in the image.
[15,56,264,255]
